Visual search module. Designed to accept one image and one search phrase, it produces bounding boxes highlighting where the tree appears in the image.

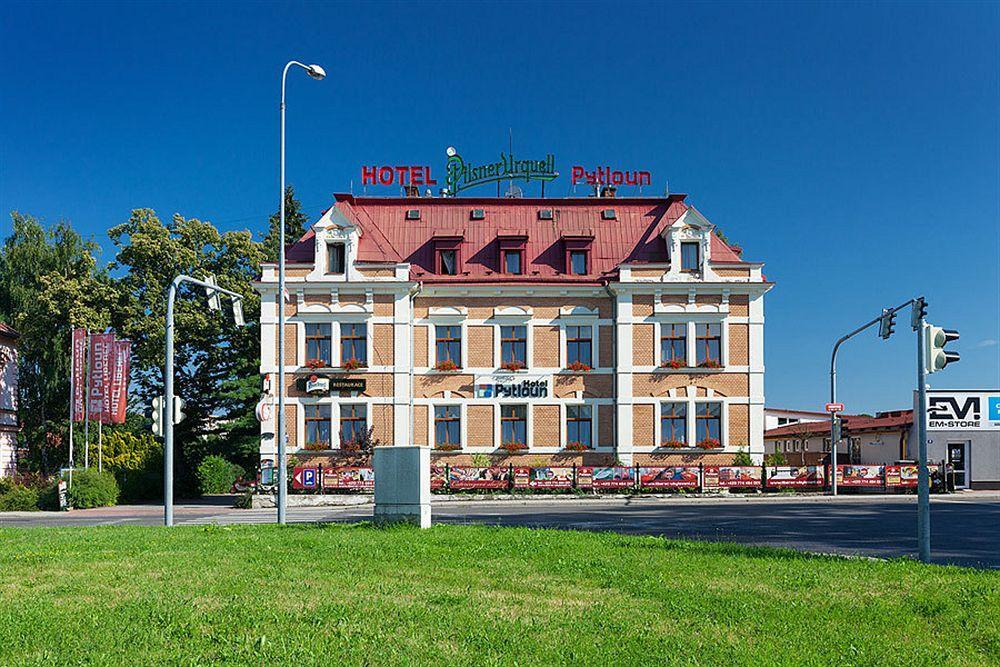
[108,209,264,494]
[261,186,310,263]
[0,212,117,473]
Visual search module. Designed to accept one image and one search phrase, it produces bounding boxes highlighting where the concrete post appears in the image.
[373,446,431,528]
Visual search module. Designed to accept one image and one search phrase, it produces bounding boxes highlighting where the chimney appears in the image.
[403,184,420,197]
[601,185,617,198]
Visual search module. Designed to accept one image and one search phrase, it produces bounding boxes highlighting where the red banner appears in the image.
[766,466,825,487]
[885,465,918,487]
[837,465,884,487]
[108,339,131,424]
[639,466,700,489]
[88,333,114,422]
[323,467,374,490]
[586,466,635,489]
[448,467,509,490]
[716,466,763,488]
[71,328,88,422]
[431,466,447,490]
[520,466,574,489]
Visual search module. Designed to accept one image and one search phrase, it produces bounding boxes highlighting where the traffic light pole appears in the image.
[915,315,930,563]
[163,274,244,527]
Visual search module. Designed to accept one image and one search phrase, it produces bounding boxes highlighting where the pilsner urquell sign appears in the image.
[445,147,557,195]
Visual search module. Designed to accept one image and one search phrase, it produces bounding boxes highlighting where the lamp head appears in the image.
[307,64,326,80]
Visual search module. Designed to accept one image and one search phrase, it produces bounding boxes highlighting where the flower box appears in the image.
[661,439,687,449]
[500,441,527,453]
[564,441,589,452]
[305,358,326,370]
[434,443,462,452]
[696,438,722,450]
[341,357,365,371]
[698,360,722,369]
[500,360,526,372]
[435,359,460,372]
[660,358,686,370]
[565,361,592,372]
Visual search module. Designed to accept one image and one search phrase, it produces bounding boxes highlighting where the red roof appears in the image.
[0,322,20,340]
[765,410,914,438]
[284,195,752,283]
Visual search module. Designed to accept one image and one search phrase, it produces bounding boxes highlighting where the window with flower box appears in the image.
[500,325,527,370]
[434,405,461,450]
[304,404,331,450]
[696,402,722,447]
[305,323,331,367]
[565,405,592,450]
[565,325,592,369]
[339,404,367,449]
[501,405,527,449]
[695,323,722,367]
[660,403,687,447]
[435,325,462,370]
[340,323,367,368]
[660,324,687,367]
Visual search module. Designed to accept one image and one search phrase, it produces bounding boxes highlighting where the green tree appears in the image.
[261,186,310,263]
[0,212,117,473]
[108,209,264,495]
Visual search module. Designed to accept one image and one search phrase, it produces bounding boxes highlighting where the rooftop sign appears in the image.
[444,147,557,195]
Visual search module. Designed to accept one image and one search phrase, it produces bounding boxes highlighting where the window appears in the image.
[435,325,462,367]
[434,405,461,449]
[660,403,687,446]
[660,323,687,366]
[566,325,593,368]
[500,326,527,368]
[339,404,367,448]
[327,243,345,274]
[304,404,331,449]
[501,405,527,448]
[305,323,331,366]
[696,402,722,445]
[681,242,700,272]
[569,250,588,275]
[340,323,367,366]
[566,405,592,449]
[503,249,523,275]
[439,249,458,275]
[696,323,722,367]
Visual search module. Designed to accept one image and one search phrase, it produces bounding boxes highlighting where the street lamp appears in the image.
[277,60,325,524]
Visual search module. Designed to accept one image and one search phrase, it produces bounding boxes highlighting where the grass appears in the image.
[0,524,997,666]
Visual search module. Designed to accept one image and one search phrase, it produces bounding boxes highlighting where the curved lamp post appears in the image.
[277,60,325,524]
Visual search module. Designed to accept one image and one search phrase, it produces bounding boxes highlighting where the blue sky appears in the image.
[2,1,997,413]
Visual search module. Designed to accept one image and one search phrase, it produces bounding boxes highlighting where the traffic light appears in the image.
[232,298,245,327]
[151,396,164,437]
[878,308,896,340]
[924,324,960,374]
[173,396,186,425]
[204,274,221,311]
[911,296,927,331]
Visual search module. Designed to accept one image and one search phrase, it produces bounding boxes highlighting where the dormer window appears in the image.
[504,250,522,275]
[562,232,594,277]
[327,242,346,274]
[569,250,588,275]
[439,249,458,275]
[681,242,700,272]
[498,232,528,276]
[433,234,463,276]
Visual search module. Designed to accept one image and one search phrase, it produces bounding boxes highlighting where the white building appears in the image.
[0,323,20,477]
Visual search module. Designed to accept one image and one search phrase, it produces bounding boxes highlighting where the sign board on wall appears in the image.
[474,374,550,399]
[925,390,1000,431]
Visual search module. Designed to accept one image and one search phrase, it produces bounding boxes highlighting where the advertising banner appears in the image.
[524,466,574,489]
[588,466,635,490]
[716,466,763,488]
[448,466,509,490]
[576,466,594,489]
[431,466,447,490]
[87,333,114,422]
[638,466,700,489]
[108,339,131,425]
[926,390,1000,431]
[885,465,918,487]
[837,465,884,487]
[766,466,825,488]
[323,467,374,490]
[71,328,87,422]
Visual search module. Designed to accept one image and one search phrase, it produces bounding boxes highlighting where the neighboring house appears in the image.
[255,192,773,468]
[764,407,829,431]
[0,323,20,477]
[764,410,912,467]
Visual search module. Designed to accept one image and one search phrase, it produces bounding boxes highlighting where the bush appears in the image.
[102,429,163,503]
[0,484,40,511]
[764,451,787,466]
[67,469,120,509]
[197,456,243,495]
[732,448,754,466]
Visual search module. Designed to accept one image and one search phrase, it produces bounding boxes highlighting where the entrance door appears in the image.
[947,443,968,489]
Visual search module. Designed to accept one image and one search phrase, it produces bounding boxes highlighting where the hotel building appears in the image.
[255,193,772,468]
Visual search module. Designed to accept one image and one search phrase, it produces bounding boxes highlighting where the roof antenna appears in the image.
[664,180,670,197]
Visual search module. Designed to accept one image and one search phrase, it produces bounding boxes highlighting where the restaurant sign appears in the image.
[295,376,367,394]
[445,147,557,195]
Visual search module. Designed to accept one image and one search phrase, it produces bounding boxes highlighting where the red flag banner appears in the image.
[109,339,131,424]
[71,328,88,422]
[88,333,114,423]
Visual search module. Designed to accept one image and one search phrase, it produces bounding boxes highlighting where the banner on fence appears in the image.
[837,465,884,487]
[291,466,318,490]
[639,466,700,489]
[448,466,509,490]
[323,467,374,490]
[522,466,574,489]
[431,466,447,490]
[71,328,87,422]
[766,466,825,487]
[586,466,635,489]
[716,466,763,488]
[885,465,918,487]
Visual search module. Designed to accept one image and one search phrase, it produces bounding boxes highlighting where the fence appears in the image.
[279,463,922,494]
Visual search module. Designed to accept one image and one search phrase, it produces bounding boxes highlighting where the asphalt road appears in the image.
[2,494,998,569]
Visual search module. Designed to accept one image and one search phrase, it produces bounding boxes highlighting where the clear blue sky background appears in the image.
[2,1,997,414]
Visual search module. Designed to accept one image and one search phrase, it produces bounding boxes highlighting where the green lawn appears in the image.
[0,525,997,666]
